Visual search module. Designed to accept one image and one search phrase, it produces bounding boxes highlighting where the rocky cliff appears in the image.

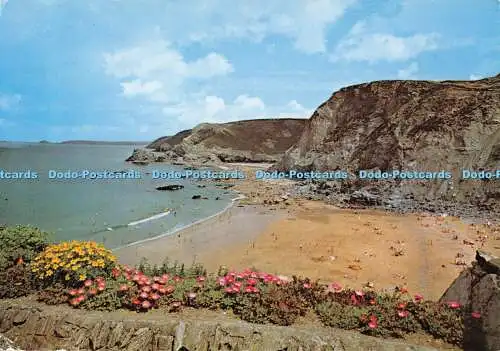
[127,119,306,164]
[275,75,500,215]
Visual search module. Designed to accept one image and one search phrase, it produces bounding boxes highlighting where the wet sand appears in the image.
[114,204,288,267]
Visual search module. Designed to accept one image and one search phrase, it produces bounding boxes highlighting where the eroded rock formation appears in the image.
[128,119,306,165]
[275,75,500,215]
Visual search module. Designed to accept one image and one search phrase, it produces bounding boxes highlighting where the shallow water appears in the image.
[0,143,236,248]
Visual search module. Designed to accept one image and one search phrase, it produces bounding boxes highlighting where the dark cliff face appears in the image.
[145,118,307,163]
[276,75,500,206]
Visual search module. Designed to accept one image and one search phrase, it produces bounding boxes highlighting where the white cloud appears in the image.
[469,74,483,80]
[0,94,21,110]
[0,0,8,16]
[397,62,419,79]
[332,22,439,63]
[166,0,356,54]
[234,95,265,110]
[121,80,163,97]
[157,95,310,131]
[104,40,233,104]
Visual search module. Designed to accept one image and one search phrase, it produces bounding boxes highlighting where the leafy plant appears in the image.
[0,264,39,298]
[37,283,68,305]
[30,240,117,285]
[0,225,50,270]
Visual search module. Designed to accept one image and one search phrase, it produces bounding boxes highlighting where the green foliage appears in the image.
[37,283,68,305]
[0,264,39,298]
[407,301,464,345]
[80,285,123,311]
[0,225,50,269]
[137,257,206,278]
[315,301,365,329]
[233,284,310,326]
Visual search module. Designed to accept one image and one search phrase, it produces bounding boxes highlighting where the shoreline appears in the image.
[111,192,247,252]
[114,202,287,267]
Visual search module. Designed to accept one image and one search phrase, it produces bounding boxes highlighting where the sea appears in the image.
[0,142,238,249]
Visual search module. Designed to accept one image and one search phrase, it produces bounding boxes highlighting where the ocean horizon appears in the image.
[0,142,237,249]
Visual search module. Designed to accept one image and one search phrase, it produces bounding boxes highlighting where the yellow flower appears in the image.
[78,274,86,281]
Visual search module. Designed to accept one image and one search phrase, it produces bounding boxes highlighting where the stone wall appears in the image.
[0,301,438,351]
[440,250,500,351]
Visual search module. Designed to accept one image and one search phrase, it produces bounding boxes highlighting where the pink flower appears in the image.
[355,290,364,297]
[398,302,407,309]
[399,286,408,294]
[164,285,174,294]
[68,289,78,296]
[153,276,161,282]
[140,292,149,299]
[447,301,461,309]
[151,283,160,291]
[112,268,121,278]
[196,276,206,283]
[141,286,152,293]
[131,298,141,306]
[224,287,233,294]
[414,293,424,302]
[218,277,227,286]
[303,283,311,289]
[97,284,106,292]
[158,287,167,295]
[141,300,152,309]
[350,294,358,305]
[398,310,409,318]
[69,298,80,306]
[187,292,196,299]
[328,282,342,293]
[368,315,378,329]
[119,284,129,292]
[83,279,93,287]
[246,278,258,286]
[150,293,161,300]
[173,276,182,283]
[88,288,97,296]
[471,311,481,319]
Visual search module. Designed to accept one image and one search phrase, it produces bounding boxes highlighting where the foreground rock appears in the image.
[133,119,306,164]
[275,75,500,217]
[0,301,439,351]
[440,250,500,351]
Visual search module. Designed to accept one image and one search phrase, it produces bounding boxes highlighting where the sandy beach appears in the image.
[115,165,500,301]
[114,203,289,267]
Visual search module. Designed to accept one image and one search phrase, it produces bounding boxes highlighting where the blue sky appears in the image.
[0,0,498,142]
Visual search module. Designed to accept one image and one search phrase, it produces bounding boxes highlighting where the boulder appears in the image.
[440,250,500,351]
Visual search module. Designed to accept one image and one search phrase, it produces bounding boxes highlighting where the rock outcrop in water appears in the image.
[127,119,306,164]
[275,74,500,216]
